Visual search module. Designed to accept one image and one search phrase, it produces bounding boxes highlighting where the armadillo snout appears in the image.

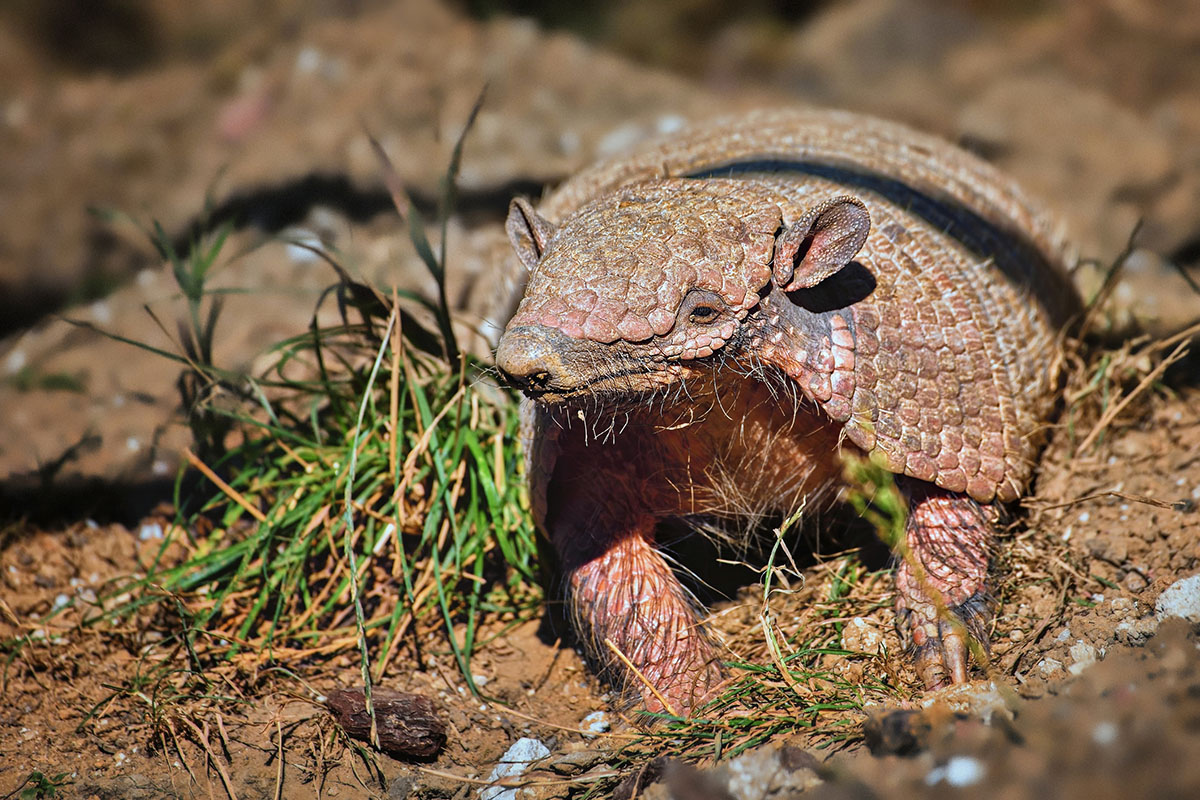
[495,324,576,396]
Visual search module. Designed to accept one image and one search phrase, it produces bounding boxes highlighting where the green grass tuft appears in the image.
[59,102,541,707]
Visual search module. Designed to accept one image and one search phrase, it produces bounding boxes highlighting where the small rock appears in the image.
[1067,641,1098,676]
[926,755,986,787]
[840,617,885,654]
[1155,574,1200,623]
[138,522,164,541]
[1092,720,1119,746]
[4,348,26,374]
[581,710,610,737]
[718,742,822,799]
[1114,616,1159,645]
[1037,657,1064,677]
[284,229,325,264]
[480,737,551,800]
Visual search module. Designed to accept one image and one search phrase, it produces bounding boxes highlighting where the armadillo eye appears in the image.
[689,305,720,324]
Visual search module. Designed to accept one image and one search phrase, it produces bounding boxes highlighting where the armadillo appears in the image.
[494,108,1080,715]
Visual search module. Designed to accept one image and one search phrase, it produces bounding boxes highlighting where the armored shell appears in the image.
[503,108,1079,508]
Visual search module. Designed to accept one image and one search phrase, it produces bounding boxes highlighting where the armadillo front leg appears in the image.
[555,516,723,717]
[892,480,995,689]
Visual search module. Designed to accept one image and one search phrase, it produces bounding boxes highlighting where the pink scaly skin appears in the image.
[496,109,1079,715]
[566,530,724,715]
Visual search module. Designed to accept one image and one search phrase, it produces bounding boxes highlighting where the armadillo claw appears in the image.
[900,592,992,690]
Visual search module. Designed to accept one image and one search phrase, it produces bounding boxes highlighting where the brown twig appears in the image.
[603,638,680,718]
[273,720,285,800]
[184,447,267,524]
[180,716,240,800]
[1033,489,1192,512]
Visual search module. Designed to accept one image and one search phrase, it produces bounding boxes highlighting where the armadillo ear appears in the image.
[506,198,556,272]
[772,196,870,291]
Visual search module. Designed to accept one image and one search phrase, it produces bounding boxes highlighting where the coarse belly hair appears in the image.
[541,369,853,546]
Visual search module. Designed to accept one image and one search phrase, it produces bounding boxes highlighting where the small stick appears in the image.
[273,720,284,800]
[184,447,267,524]
[180,717,239,800]
[603,638,680,718]
[1034,489,1191,512]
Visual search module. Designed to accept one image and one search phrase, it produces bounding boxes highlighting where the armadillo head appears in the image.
[496,178,869,403]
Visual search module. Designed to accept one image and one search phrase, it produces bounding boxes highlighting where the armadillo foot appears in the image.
[892,480,996,690]
[564,525,724,718]
[903,591,993,689]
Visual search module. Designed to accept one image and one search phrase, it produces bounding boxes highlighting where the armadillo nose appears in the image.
[495,324,572,394]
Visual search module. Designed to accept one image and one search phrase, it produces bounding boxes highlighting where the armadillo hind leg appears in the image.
[892,479,995,689]
[560,518,724,717]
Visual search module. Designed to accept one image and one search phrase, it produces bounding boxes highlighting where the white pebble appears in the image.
[4,349,26,374]
[1067,641,1097,676]
[479,737,550,800]
[1037,657,1063,677]
[926,756,985,787]
[1078,511,1091,523]
[138,523,164,541]
[557,130,581,157]
[91,301,112,325]
[841,617,884,654]
[1155,574,1200,623]
[126,437,141,452]
[284,230,324,264]
[655,114,687,135]
[52,594,71,610]
[1092,720,1119,746]
[945,756,986,787]
[295,46,323,74]
[582,710,610,736]
[472,674,489,687]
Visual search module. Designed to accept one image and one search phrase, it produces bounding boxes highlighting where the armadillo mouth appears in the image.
[520,368,675,406]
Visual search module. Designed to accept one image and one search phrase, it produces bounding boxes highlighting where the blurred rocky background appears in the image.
[1,0,1197,513]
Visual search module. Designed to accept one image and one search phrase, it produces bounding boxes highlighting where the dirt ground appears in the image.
[2,1,1200,798]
